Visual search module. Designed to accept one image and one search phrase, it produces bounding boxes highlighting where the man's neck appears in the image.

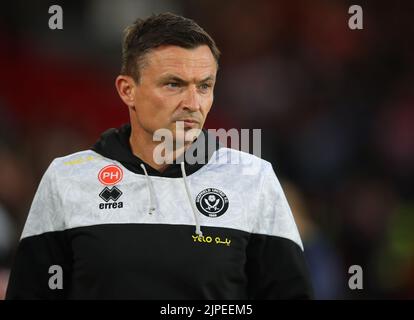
[129,129,187,173]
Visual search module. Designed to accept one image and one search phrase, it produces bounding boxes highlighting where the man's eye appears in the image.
[166,82,180,88]
[199,83,212,91]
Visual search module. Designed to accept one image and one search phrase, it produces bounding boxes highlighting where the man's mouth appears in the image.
[176,119,200,128]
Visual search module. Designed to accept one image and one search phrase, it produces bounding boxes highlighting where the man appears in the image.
[6,13,313,299]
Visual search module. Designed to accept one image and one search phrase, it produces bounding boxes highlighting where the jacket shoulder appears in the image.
[52,149,103,166]
[49,150,114,177]
[211,147,271,175]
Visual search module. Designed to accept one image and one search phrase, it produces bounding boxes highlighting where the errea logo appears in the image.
[98,165,124,210]
[98,186,123,209]
[99,186,122,202]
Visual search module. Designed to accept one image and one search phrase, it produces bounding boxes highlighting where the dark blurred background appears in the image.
[0,0,413,299]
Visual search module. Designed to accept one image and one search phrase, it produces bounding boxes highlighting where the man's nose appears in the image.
[181,86,200,112]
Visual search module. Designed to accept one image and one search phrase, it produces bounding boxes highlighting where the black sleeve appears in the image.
[6,231,72,299]
[5,161,72,299]
[245,163,313,299]
[246,234,313,299]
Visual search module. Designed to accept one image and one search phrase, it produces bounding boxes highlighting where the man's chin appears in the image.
[152,124,202,147]
[172,127,202,142]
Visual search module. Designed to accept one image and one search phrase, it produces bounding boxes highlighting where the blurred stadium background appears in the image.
[0,0,413,299]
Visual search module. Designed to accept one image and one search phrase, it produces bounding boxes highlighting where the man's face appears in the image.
[130,45,217,142]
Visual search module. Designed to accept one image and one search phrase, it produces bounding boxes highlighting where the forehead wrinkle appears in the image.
[148,46,215,65]
[151,55,214,71]
[151,61,216,84]
[141,46,217,83]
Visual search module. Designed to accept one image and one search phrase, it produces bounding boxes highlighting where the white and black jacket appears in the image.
[6,124,313,299]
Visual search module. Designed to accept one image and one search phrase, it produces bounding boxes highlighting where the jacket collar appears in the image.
[91,123,221,177]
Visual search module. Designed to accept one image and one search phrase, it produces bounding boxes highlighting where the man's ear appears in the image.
[115,75,137,110]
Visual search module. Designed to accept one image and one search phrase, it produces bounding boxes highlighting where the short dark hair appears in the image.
[121,12,221,83]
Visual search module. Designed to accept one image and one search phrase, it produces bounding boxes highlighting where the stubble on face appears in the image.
[131,45,217,144]
[125,45,217,169]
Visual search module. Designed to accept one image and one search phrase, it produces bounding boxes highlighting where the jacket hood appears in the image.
[91,123,221,177]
